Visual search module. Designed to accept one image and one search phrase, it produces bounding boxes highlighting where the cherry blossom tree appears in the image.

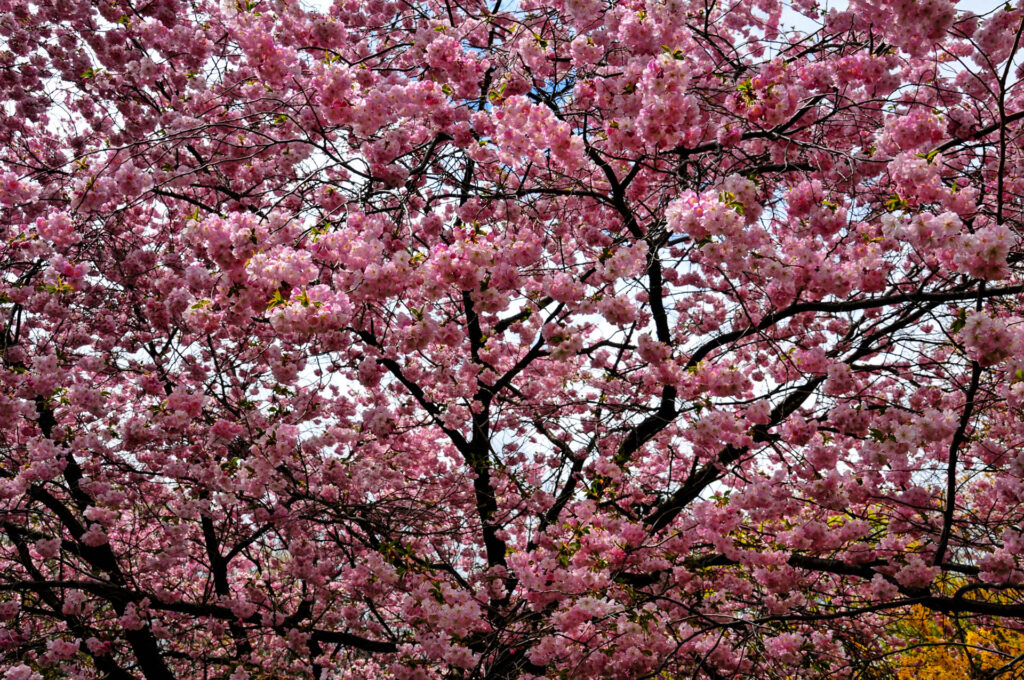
[3,0,1024,677]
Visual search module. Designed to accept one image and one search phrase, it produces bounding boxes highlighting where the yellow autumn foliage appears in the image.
[896,605,1024,680]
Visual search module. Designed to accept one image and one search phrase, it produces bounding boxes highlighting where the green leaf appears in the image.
[885,194,907,211]
[660,45,685,59]
[869,428,895,442]
[267,289,287,309]
[487,80,508,103]
[950,308,967,334]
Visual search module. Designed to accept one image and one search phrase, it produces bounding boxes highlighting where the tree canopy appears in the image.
[3,0,1024,678]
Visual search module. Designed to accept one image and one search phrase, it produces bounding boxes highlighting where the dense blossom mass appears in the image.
[3,0,1024,677]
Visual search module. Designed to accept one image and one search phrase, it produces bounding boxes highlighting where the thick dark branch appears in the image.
[353,329,472,453]
[686,283,1024,370]
[1,527,138,680]
[613,385,678,469]
[0,580,399,654]
[671,93,828,157]
[933,359,982,566]
[932,109,1024,155]
[152,188,223,217]
[200,507,253,657]
[30,402,178,680]
[646,376,824,533]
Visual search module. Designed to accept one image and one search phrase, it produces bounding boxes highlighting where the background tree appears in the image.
[894,602,1024,680]
[3,0,1024,678]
